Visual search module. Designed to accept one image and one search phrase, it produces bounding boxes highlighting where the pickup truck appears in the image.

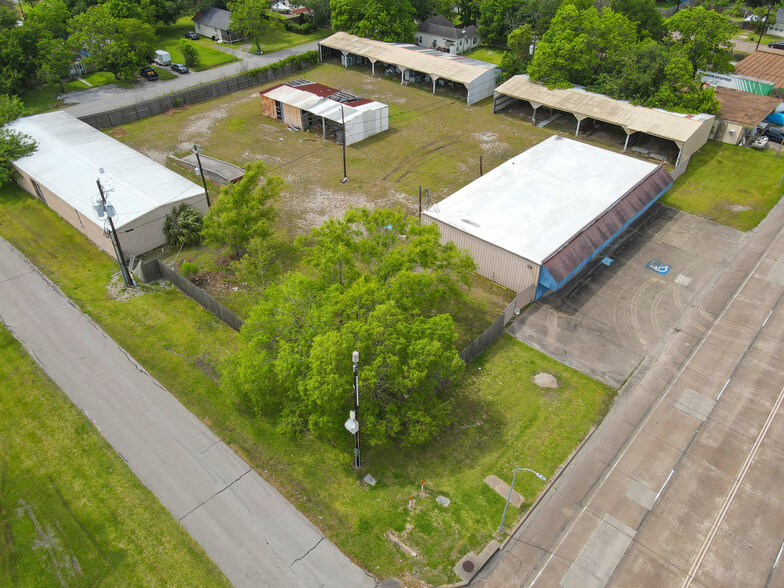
[139,66,159,81]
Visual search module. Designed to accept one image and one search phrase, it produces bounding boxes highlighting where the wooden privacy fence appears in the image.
[459,292,524,364]
[79,53,318,130]
[139,259,243,332]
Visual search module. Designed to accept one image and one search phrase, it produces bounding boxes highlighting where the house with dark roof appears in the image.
[416,16,479,55]
[192,7,233,42]
[711,86,781,145]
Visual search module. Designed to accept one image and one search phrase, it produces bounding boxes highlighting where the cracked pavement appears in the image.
[0,237,375,587]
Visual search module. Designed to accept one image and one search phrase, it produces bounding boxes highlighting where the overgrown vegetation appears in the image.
[0,95,36,187]
[164,203,204,247]
[0,325,230,586]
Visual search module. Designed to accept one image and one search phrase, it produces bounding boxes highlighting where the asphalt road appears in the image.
[61,41,321,119]
[474,195,784,588]
[0,237,376,588]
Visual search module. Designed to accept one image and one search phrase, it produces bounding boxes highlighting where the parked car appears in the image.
[183,31,199,40]
[768,41,784,49]
[171,63,189,74]
[764,125,784,142]
[139,66,158,81]
[752,135,769,150]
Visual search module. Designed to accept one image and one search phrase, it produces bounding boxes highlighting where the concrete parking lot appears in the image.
[508,204,744,388]
[473,196,784,588]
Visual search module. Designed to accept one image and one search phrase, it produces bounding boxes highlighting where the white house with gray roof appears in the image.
[416,16,480,55]
[192,7,233,42]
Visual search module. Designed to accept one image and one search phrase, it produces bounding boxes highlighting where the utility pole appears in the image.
[192,144,211,208]
[419,185,422,220]
[341,105,348,183]
[96,178,133,286]
[756,4,773,52]
[353,350,360,468]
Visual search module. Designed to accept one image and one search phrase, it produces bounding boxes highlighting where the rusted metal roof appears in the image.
[715,86,781,127]
[735,50,784,88]
[542,166,673,283]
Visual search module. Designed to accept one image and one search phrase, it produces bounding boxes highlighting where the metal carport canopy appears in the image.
[319,32,497,86]
[262,85,364,124]
[495,75,712,148]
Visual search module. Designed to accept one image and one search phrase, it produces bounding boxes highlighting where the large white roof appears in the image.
[8,111,204,229]
[262,85,370,123]
[423,136,659,264]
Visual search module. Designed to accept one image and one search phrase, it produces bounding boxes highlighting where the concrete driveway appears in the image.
[508,205,743,388]
[0,237,376,588]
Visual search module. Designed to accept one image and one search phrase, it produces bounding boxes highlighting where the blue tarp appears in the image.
[764,112,784,126]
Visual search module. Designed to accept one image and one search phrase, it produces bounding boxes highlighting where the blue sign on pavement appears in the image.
[645,259,671,275]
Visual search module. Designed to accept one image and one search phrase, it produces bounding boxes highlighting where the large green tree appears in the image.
[36,36,74,92]
[228,0,280,54]
[0,95,37,187]
[25,0,72,37]
[665,6,735,73]
[499,23,533,81]
[331,0,416,42]
[610,0,664,40]
[304,0,331,28]
[222,208,474,448]
[67,5,156,79]
[202,160,281,257]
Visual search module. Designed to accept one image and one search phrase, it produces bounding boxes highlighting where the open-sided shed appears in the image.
[7,111,206,260]
[318,32,499,105]
[422,136,673,302]
[493,75,714,171]
[259,79,388,145]
[712,86,781,145]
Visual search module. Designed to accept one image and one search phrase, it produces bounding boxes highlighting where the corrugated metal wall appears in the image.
[121,193,208,257]
[422,215,539,299]
[260,94,277,119]
[466,68,500,105]
[15,169,113,258]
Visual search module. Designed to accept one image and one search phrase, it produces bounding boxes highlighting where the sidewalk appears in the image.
[0,237,375,588]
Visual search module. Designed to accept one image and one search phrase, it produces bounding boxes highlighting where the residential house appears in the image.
[192,7,233,42]
[416,16,479,55]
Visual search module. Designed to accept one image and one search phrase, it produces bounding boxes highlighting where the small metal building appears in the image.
[711,86,781,145]
[493,75,714,170]
[259,79,388,145]
[318,32,499,105]
[8,111,206,260]
[422,136,673,302]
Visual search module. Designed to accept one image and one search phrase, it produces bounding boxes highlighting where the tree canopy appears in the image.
[67,5,156,80]
[221,208,475,448]
[202,160,281,257]
[527,4,727,113]
[228,0,280,54]
[330,0,417,42]
[0,95,37,187]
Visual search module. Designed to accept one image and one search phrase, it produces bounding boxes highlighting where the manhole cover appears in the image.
[462,560,475,573]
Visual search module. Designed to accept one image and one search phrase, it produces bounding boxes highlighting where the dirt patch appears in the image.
[106,274,146,301]
[472,131,509,155]
[179,92,258,144]
[108,127,129,138]
[291,187,409,232]
[142,149,170,165]
[725,203,753,212]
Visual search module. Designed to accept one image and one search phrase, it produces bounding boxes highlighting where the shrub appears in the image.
[180,261,199,277]
[178,40,201,68]
[164,203,204,247]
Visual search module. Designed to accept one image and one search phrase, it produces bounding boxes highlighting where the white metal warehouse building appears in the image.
[8,111,207,260]
[422,136,674,302]
[260,79,388,145]
[318,32,499,105]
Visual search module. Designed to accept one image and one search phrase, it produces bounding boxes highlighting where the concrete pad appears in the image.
[745,332,784,371]
[742,445,784,508]
[710,388,775,439]
[608,540,689,588]
[687,419,752,478]
[766,258,784,286]
[485,475,523,508]
[559,514,635,588]
[673,387,716,422]
[719,483,784,559]
[737,275,784,307]
[616,430,682,491]
[625,479,658,510]
[695,527,772,588]
[643,398,702,450]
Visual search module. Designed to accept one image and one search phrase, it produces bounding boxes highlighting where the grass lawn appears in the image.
[464,46,505,65]
[0,183,614,584]
[151,65,177,80]
[255,26,332,54]
[156,18,236,71]
[661,141,784,231]
[0,324,230,585]
[733,30,781,46]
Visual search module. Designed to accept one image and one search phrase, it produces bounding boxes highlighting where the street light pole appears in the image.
[192,144,211,208]
[352,350,360,468]
[96,177,133,286]
[340,104,348,183]
[498,467,547,533]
